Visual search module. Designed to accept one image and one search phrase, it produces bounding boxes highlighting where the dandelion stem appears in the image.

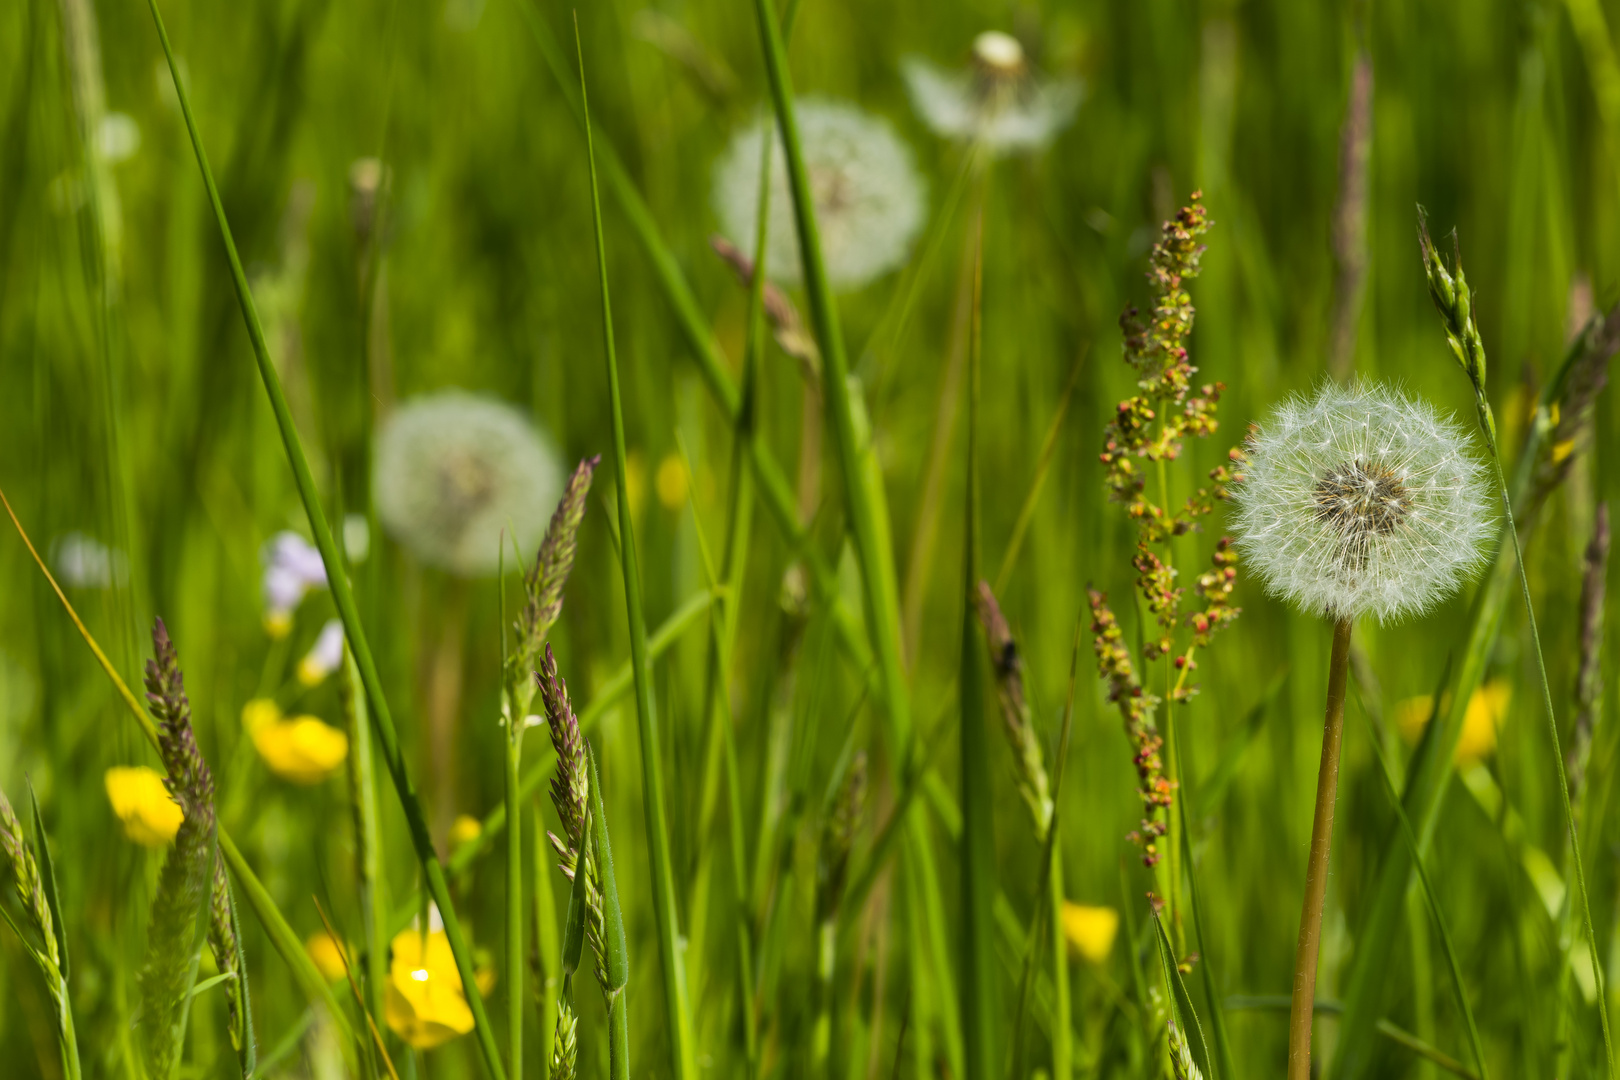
[1287,615,1352,1080]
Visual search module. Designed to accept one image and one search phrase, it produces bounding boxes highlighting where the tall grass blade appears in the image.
[749,0,911,755]
[139,3,507,1074]
[532,804,561,1074]
[1178,797,1231,1080]
[1356,694,1489,1077]
[586,746,632,1080]
[573,17,697,1079]
[956,219,998,1078]
[24,782,67,985]
[312,897,401,1080]
[1153,910,1212,1079]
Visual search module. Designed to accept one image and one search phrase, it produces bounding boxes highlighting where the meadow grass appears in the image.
[5,0,1620,1077]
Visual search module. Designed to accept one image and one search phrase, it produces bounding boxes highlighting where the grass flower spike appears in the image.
[1232,382,1493,624]
[105,765,183,846]
[374,391,562,577]
[713,98,925,290]
[903,31,1081,154]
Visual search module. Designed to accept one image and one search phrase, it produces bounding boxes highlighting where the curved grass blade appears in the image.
[139,4,506,1074]
[1355,693,1489,1078]
[313,897,401,1080]
[1152,910,1212,1080]
[1177,795,1231,1080]
[24,781,68,984]
[0,487,354,1046]
[574,17,696,1079]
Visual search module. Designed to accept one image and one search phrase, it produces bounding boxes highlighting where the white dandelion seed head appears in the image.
[1231,382,1495,625]
[713,98,925,290]
[902,33,1081,155]
[50,532,128,589]
[373,391,562,577]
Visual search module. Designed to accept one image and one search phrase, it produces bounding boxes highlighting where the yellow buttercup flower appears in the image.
[1061,902,1119,965]
[1394,679,1511,765]
[105,765,183,847]
[450,814,482,849]
[306,931,350,983]
[243,697,349,784]
[386,929,475,1050]
[655,454,689,511]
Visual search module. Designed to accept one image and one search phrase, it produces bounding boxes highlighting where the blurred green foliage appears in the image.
[3,0,1620,1075]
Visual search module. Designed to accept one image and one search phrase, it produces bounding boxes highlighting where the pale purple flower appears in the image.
[297,619,345,686]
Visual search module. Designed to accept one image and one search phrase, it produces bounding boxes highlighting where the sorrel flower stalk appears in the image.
[1089,193,1241,886]
[1231,383,1491,1080]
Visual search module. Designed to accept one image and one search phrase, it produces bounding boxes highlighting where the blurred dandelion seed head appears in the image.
[903,32,1081,154]
[373,392,562,576]
[51,531,128,589]
[713,99,925,290]
[1233,382,1493,623]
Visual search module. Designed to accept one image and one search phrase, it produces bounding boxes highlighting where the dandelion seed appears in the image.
[713,99,925,290]
[1232,382,1494,624]
[373,391,562,577]
[903,31,1081,154]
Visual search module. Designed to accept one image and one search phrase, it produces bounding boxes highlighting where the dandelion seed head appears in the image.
[1231,382,1494,624]
[903,33,1081,154]
[373,391,562,577]
[713,99,925,290]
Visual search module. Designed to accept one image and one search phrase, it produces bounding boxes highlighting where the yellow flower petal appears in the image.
[264,610,293,639]
[241,697,282,733]
[104,765,183,847]
[251,715,349,784]
[386,929,475,1049]
[655,453,689,511]
[450,814,482,849]
[306,932,350,983]
[1394,680,1509,764]
[1061,902,1119,965]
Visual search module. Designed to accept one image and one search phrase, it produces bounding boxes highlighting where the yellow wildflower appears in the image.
[386,929,474,1050]
[306,931,350,983]
[105,765,183,847]
[244,698,349,784]
[1394,679,1511,765]
[655,453,689,511]
[450,814,482,849]
[263,609,293,640]
[1061,902,1119,965]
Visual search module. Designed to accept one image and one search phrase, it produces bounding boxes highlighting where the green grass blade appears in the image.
[561,807,590,980]
[574,18,697,1079]
[342,647,389,1031]
[532,804,561,1073]
[955,220,998,1078]
[749,0,911,758]
[24,781,68,984]
[1178,796,1232,1080]
[586,746,632,1080]
[1153,910,1213,1079]
[1356,697,1489,1078]
[140,3,507,1074]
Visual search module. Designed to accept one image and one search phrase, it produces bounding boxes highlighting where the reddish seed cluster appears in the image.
[1089,194,1243,866]
[1088,588,1172,865]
